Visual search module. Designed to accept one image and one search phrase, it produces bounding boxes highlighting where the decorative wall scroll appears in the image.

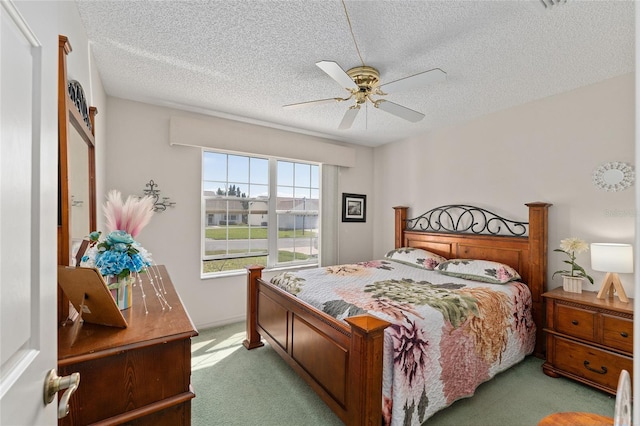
[143,180,176,212]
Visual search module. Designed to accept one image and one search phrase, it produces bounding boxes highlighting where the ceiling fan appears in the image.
[284,60,446,130]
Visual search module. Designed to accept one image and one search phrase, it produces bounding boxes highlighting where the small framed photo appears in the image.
[342,193,366,223]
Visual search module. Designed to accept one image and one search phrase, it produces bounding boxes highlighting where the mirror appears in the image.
[592,161,635,192]
[602,169,625,185]
[58,35,98,322]
[68,124,91,254]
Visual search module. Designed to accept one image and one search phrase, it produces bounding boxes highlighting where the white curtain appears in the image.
[320,164,339,266]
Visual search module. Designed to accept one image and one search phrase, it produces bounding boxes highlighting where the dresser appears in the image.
[542,287,633,394]
[58,266,197,425]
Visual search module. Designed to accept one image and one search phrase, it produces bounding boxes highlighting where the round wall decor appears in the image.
[592,162,635,192]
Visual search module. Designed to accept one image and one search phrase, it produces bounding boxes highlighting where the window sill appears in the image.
[200,262,318,281]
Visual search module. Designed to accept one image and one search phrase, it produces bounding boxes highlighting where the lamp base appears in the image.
[596,272,629,303]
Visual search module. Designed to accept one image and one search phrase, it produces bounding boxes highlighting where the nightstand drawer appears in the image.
[602,314,633,353]
[555,304,595,341]
[552,336,632,391]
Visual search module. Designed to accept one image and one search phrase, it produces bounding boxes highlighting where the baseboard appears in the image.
[194,315,245,331]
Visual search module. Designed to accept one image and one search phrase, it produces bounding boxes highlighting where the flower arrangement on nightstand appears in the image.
[552,237,594,293]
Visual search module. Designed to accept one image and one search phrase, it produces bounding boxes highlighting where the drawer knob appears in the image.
[583,360,607,375]
[571,320,578,325]
[620,332,629,338]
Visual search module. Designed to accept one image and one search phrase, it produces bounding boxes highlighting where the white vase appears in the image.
[562,275,583,294]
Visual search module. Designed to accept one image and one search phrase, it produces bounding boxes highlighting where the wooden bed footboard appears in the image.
[244,265,391,425]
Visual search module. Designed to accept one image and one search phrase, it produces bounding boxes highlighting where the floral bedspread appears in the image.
[270,259,535,425]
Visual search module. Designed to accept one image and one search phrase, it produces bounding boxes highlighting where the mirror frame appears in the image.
[592,161,635,192]
[58,35,98,320]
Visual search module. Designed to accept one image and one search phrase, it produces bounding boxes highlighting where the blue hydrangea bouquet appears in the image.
[83,229,152,278]
[81,190,155,310]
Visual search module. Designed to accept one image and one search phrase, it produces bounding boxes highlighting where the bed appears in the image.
[244,202,551,425]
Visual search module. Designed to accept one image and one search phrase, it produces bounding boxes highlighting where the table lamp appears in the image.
[591,243,633,303]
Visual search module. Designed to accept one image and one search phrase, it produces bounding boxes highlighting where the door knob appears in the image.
[43,369,80,419]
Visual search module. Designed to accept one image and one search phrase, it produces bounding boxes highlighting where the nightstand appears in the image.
[542,287,633,395]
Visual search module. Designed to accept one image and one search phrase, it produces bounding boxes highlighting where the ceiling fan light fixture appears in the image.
[284,60,443,128]
[346,66,380,89]
[283,1,446,131]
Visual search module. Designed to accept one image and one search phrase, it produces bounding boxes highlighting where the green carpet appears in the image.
[192,321,615,425]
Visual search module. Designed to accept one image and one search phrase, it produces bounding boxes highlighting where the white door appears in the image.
[0,1,57,425]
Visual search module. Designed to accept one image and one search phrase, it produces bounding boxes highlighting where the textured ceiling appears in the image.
[76,0,634,147]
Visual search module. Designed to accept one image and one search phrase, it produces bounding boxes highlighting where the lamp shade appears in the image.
[590,243,634,273]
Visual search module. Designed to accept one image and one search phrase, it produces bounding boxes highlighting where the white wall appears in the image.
[104,97,374,328]
[106,74,634,327]
[373,73,635,297]
[337,146,375,264]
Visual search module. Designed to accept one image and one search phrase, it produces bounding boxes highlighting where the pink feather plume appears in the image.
[124,194,154,238]
[103,190,154,237]
[103,190,124,232]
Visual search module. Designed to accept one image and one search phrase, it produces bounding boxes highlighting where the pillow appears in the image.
[384,247,447,270]
[436,259,521,284]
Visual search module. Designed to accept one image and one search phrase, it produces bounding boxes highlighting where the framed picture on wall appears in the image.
[342,193,366,222]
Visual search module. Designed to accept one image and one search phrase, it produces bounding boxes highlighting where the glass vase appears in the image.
[107,274,134,310]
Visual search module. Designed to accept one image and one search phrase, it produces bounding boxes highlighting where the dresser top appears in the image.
[58,265,197,365]
[543,286,633,314]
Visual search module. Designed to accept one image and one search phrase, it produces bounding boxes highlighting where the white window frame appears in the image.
[201,150,320,277]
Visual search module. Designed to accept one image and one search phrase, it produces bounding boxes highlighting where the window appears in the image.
[202,151,319,275]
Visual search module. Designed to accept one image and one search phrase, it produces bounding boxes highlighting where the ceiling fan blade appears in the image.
[375,100,424,123]
[283,98,344,108]
[379,68,446,93]
[316,61,358,90]
[338,106,360,130]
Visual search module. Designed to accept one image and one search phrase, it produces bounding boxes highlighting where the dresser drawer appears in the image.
[551,335,632,391]
[602,314,633,353]
[555,304,596,341]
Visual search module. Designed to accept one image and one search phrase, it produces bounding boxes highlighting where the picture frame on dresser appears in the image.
[542,287,633,395]
[57,266,127,328]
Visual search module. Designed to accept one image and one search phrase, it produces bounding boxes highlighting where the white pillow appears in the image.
[384,247,447,270]
[436,259,521,284]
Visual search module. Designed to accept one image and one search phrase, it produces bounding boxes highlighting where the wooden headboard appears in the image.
[393,202,551,357]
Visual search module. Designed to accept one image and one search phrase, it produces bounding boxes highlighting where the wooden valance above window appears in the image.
[169,116,356,167]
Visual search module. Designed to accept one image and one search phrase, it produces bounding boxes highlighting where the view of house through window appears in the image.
[202,151,319,274]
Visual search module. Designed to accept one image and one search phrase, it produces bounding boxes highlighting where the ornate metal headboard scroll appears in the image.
[405,204,528,236]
